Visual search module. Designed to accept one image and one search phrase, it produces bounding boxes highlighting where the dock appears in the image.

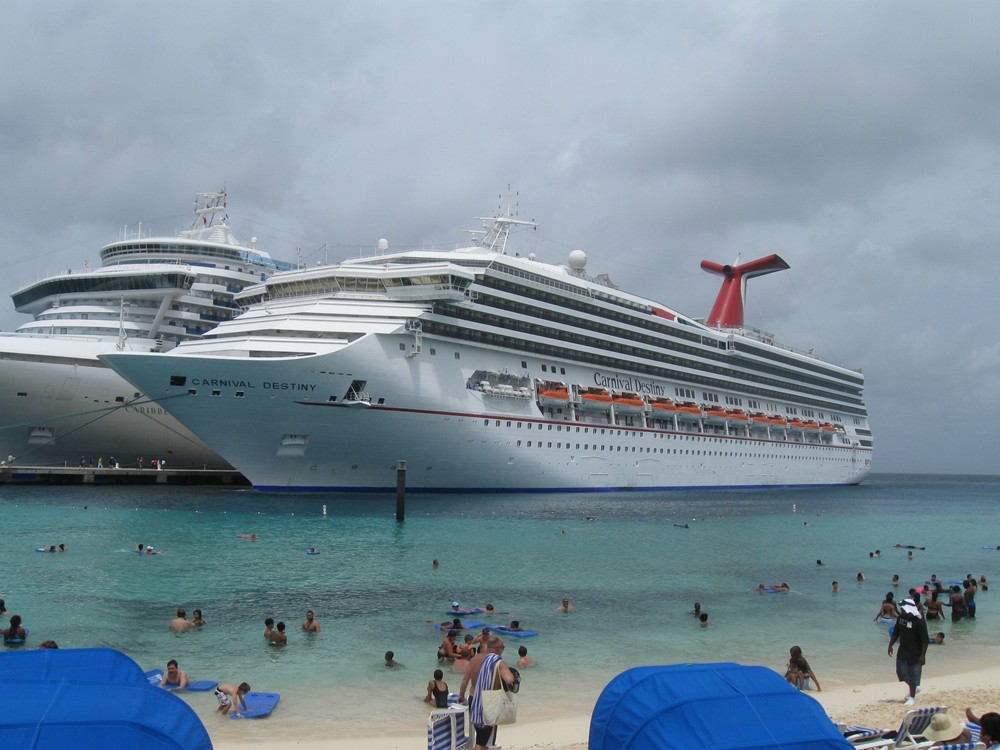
[0,465,249,486]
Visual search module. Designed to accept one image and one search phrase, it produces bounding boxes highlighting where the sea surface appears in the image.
[2,473,998,742]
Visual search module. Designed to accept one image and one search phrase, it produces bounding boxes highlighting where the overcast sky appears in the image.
[2,1,998,476]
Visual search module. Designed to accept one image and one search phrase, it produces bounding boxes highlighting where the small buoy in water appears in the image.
[322,504,327,516]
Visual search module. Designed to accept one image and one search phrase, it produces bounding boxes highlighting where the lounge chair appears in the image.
[427,704,467,750]
[849,706,949,749]
[930,743,985,750]
[964,723,981,744]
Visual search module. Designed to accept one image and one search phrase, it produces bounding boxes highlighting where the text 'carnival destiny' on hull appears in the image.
[0,190,299,469]
[102,201,874,492]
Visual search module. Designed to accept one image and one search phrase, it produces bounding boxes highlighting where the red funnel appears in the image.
[701,254,789,328]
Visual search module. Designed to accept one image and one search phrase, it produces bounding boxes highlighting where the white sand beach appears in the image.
[212,665,1000,750]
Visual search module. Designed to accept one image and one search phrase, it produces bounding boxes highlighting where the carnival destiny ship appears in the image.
[103,201,874,491]
[0,191,298,468]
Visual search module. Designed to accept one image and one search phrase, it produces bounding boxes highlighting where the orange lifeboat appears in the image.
[820,422,836,432]
[650,398,677,412]
[579,387,613,411]
[768,415,788,427]
[611,392,645,413]
[675,402,703,419]
[704,406,728,423]
[787,419,807,429]
[726,409,749,422]
[802,420,821,431]
[536,382,570,409]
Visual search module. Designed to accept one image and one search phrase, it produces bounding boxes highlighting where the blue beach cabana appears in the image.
[590,662,852,750]
[0,646,147,684]
[0,648,212,749]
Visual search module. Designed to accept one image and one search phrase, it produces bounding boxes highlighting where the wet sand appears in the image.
[212,665,1000,750]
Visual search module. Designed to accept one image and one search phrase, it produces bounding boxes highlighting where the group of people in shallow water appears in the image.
[423,597,557,717]
[261,610,321,645]
[871,573,986,625]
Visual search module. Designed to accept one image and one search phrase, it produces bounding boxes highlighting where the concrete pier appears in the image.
[0,465,248,486]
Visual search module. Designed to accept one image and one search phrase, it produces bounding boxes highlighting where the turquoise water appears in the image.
[2,474,999,742]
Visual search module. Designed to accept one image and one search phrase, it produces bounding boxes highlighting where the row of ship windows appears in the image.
[482,419,844,449]
[454,301,858,402]
[511,440,853,460]
[478,277,863,388]
[397,335,864,423]
[103,244,295,272]
[425,318,863,416]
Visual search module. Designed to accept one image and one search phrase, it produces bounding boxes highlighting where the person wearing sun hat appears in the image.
[888,596,929,706]
[922,712,971,744]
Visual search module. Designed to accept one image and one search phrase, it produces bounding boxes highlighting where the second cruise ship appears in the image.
[0,191,298,468]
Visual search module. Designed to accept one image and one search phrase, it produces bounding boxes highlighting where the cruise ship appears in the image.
[102,203,874,491]
[0,191,299,468]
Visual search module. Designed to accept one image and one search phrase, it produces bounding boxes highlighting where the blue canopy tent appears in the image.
[0,648,212,749]
[0,681,213,749]
[590,663,853,750]
[0,647,147,684]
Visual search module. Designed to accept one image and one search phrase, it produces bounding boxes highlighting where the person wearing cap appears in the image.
[922,712,971,745]
[449,601,473,615]
[888,596,929,705]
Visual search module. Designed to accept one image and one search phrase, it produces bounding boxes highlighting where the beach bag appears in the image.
[480,663,517,725]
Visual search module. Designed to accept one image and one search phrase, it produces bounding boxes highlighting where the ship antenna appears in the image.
[467,186,537,254]
[700,254,790,328]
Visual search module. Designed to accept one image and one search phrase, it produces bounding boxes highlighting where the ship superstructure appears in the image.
[0,191,299,468]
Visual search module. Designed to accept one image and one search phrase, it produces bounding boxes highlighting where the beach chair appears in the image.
[850,706,949,749]
[964,723,982,744]
[931,743,984,750]
[427,704,467,750]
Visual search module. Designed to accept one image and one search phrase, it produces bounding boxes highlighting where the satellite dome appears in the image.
[377,238,389,253]
[568,249,587,270]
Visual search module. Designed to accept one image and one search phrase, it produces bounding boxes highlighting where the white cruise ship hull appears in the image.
[0,334,232,469]
[103,333,871,492]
